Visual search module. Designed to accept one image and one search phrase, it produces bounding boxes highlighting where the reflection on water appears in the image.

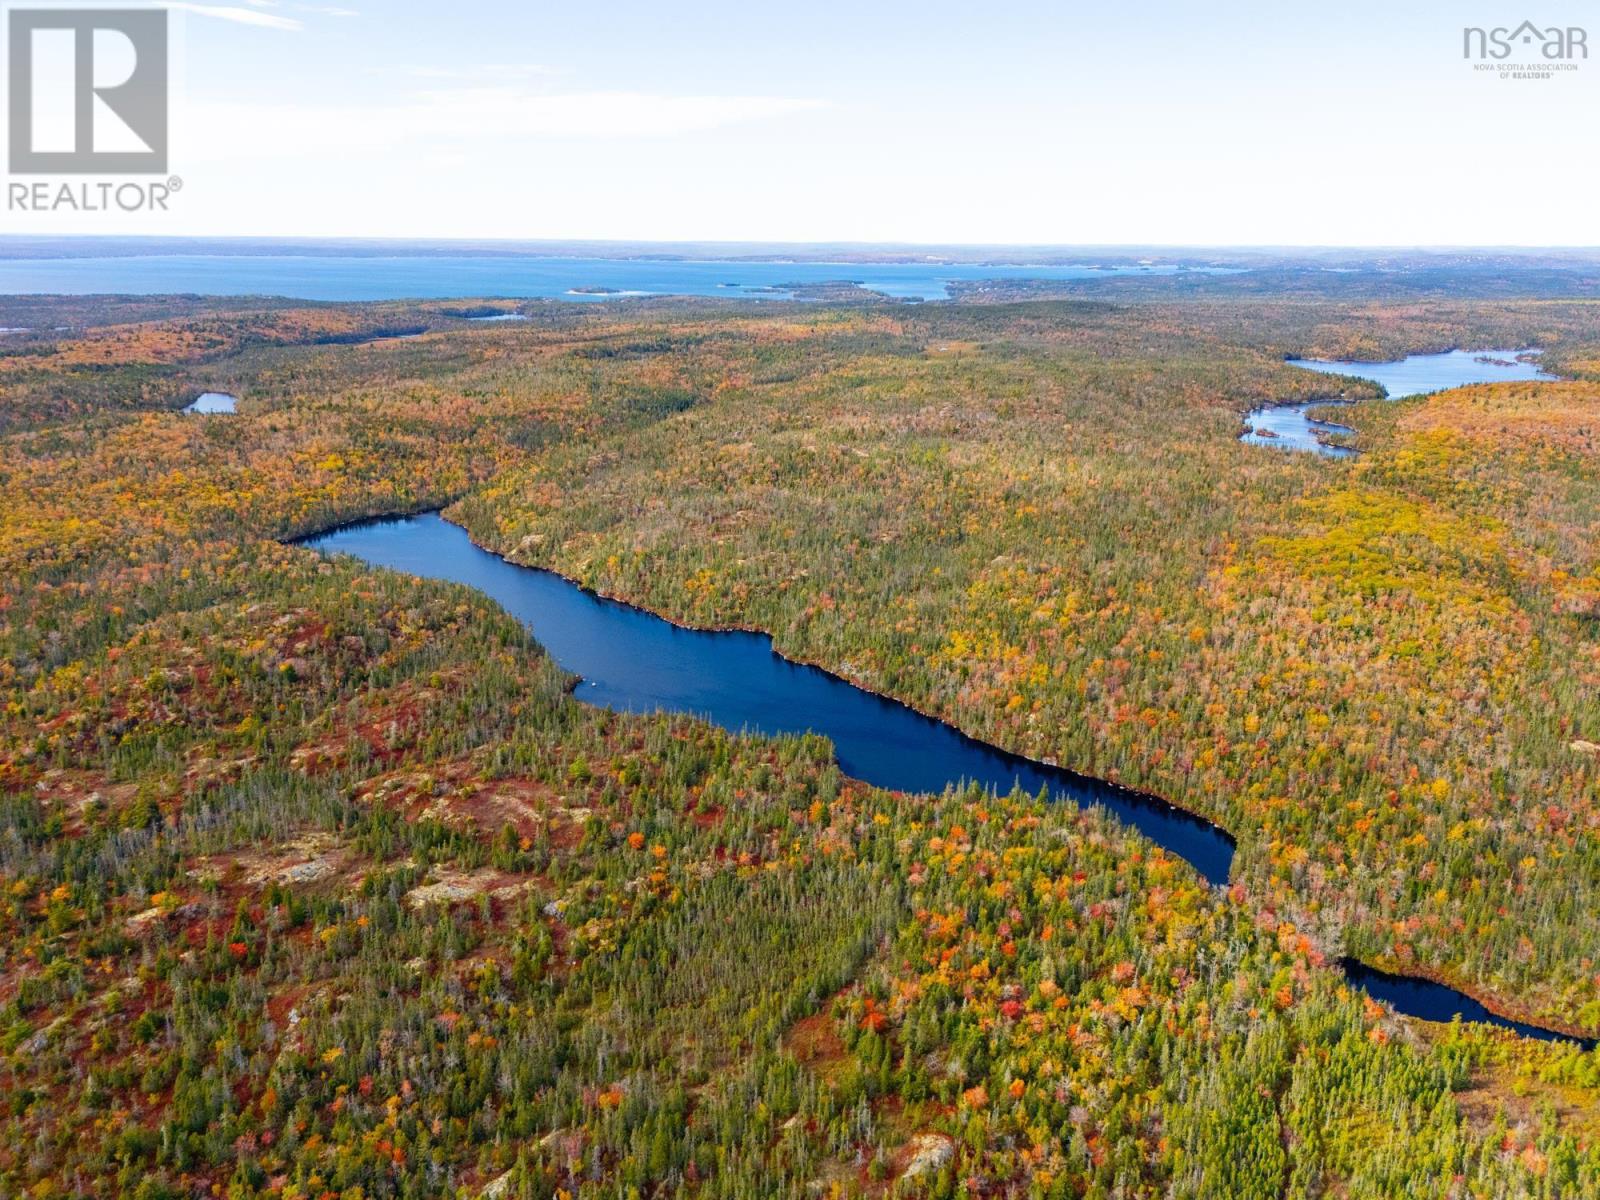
[1342,959,1595,1050]
[183,392,238,414]
[1240,398,1357,457]
[1242,349,1555,458]
[302,513,1236,886]
[301,511,1592,1046]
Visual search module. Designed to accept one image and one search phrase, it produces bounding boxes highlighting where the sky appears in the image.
[4,0,1599,244]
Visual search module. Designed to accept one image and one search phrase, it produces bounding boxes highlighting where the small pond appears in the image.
[182,392,239,414]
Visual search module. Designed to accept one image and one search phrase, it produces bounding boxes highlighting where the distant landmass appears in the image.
[2,234,1599,270]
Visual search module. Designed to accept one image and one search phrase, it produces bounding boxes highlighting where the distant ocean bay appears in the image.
[0,254,1230,302]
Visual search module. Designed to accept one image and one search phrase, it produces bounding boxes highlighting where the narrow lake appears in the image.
[302,513,1232,884]
[1242,349,1556,456]
[302,512,1594,1048]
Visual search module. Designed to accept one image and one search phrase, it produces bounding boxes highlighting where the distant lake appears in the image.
[1242,349,1555,456]
[1287,348,1554,399]
[0,254,1228,302]
[183,392,238,413]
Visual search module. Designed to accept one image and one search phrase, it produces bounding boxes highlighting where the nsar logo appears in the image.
[1462,20,1588,60]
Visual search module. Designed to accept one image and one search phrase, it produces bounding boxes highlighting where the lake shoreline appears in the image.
[313,503,1235,855]
[1241,348,1559,457]
[0,253,1232,303]
[293,504,1596,1049]
[1350,957,1599,1047]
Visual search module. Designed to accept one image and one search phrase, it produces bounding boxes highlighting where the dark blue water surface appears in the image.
[0,254,1231,303]
[300,511,1595,1048]
[302,512,1233,885]
[1341,960,1595,1049]
[1241,349,1557,457]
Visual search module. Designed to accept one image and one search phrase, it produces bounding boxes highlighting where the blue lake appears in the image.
[302,511,1592,1048]
[302,512,1234,886]
[0,254,1225,303]
[1242,349,1556,456]
[1340,960,1591,1047]
[1240,399,1358,459]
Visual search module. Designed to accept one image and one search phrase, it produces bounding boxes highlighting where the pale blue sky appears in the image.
[13,0,1600,242]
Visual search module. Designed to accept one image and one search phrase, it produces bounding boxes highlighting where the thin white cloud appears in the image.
[402,64,555,82]
[243,0,358,19]
[415,87,826,138]
[168,2,303,30]
[187,87,826,157]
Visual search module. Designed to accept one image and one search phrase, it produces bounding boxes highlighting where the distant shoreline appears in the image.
[3,234,1597,270]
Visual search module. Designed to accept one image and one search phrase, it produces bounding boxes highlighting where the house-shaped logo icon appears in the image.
[1508,19,1545,44]
[1463,20,1589,60]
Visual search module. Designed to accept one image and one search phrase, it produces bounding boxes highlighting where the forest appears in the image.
[4,286,1600,1197]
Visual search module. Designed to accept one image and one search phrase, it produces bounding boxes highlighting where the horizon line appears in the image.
[4,234,1600,253]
